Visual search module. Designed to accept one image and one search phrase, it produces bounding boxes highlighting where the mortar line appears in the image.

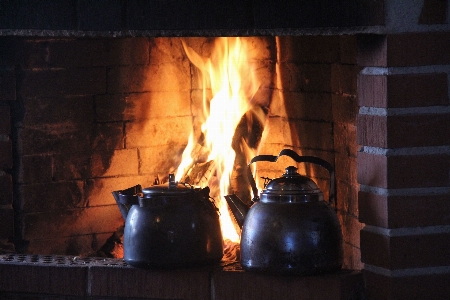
[364,264,450,277]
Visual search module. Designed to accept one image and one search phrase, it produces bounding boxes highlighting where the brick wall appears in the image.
[357,32,450,299]
[8,37,192,255]
[0,38,15,253]
[261,36,362,270]
[0,254,363,300]
[0,36,362,272]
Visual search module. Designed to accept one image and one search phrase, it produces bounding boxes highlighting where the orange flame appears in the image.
[176,37,263,243]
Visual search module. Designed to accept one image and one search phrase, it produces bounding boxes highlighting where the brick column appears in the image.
[0,38,16,252]
[357,33,450,299]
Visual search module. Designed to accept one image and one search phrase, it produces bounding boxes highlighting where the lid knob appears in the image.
[284,166,298,176]
[168,173,176,189]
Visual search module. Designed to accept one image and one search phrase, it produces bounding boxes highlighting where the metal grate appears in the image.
[0,253,128,267]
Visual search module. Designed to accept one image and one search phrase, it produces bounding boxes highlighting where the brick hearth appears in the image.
[0,254,363,300]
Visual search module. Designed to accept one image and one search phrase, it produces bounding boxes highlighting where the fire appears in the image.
[176,37,264,243]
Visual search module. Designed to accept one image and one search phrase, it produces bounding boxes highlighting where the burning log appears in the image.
[179,160,216,188]
[177,142,244,262]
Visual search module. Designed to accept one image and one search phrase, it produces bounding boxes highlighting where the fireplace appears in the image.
[1,1,450,299]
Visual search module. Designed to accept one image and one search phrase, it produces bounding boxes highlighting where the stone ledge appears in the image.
[0,254,363,300]
[0,27,386,38]
[0,0,385,36]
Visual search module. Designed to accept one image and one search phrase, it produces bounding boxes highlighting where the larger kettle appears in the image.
[226,149,343,275]
[112,174,223,268]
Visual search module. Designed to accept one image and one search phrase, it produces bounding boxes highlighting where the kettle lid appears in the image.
[261,166,322,201]
[142,174,196,196]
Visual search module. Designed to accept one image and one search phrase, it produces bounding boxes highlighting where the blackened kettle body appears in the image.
[239,149,343,275]
[113,174,223,268]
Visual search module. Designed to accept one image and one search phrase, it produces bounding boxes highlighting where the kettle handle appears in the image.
[247,149,336,209]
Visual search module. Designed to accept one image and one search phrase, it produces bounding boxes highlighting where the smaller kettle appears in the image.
[112,174,223,268]
[226,149,343,275]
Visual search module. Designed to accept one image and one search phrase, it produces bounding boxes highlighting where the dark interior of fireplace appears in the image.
[3,35,361,269]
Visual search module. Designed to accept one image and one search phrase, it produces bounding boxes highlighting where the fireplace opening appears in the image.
[1,35,361,270]
[2,2,450,299]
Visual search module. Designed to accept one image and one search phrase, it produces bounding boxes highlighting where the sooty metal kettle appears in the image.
[226,149,343,275]
[113,174,223,268]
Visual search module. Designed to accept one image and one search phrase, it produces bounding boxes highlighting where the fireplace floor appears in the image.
[0,253,363,299]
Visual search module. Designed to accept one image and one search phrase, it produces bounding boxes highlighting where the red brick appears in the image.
[331,64,359,95]
[358,152,450,189]
[20,181,85,212]
[360,191,450,228]
[332,94,358,124]
[89,264,211,299]
[357,114,450,148]
[358,73,449,108]
[140,145,186,176]
[17,98,96,156]
[107,62,190,94]
[364,270,450,300]
[0,208,13,238]
[387,154,450,188]
[277,62,332,92]
[18,155,52,184]
[150,37,194,63]
[92,123,124,151]
[0,140,12,169]
[0,105,11,134]
[21,96,94,127]
[125,117,192,148]
[96,91,192,122]
[418,0,448,24]
[356,114,387,147]
[358,33,450,67]
[357,74,387,107]
[17,123,94,155]
[387,73,448,107]
[22,205,122,240]
[19,68,106,98]
[339,212,363,252]
[0,174,12,205]
[357,34,388,67]
[271,91,333,121]
[256,116,285,147]
[212,266,363,300]
[91,149,139,178]
[335,153,357,186]
[26,233,112,256]
[85,175,155,207]
[0,262,87,296]
[277,36,341,64]
[95,94,128,122]
[301,63,332,93]
[52,152,91,181]
[0,72,15,101]
[343,243,363,271]
[334,123,358,163]
[388,114,450,147]
[288,119,334,151]
[361,229,450,269]
[339,35,358,65]
[23,38,149,69]
[336,182,359,216]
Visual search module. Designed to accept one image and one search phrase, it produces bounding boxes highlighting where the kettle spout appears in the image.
[112,185,141,221]
[224,194,251,229]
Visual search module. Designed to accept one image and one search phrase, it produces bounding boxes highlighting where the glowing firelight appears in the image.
[176,37,263,243]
